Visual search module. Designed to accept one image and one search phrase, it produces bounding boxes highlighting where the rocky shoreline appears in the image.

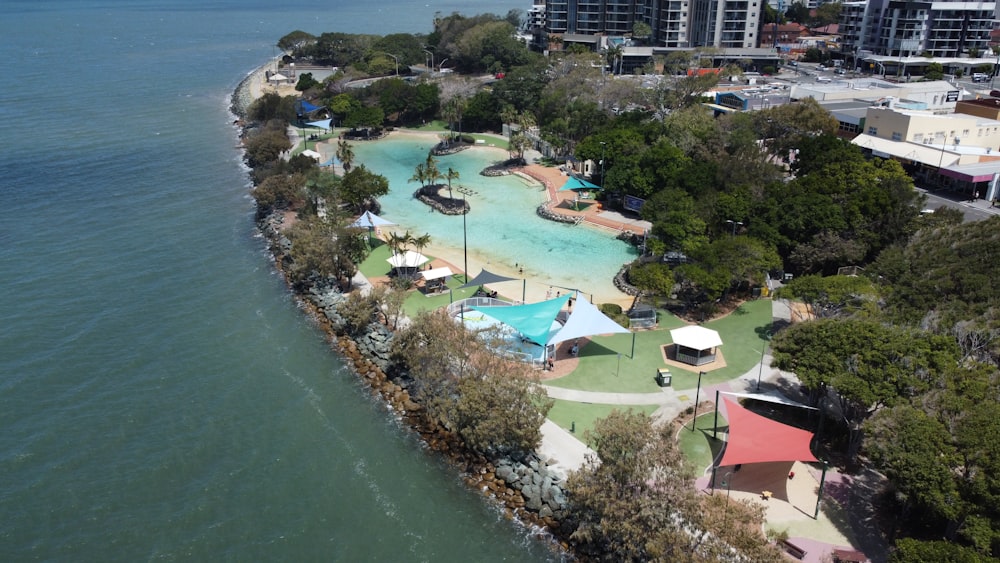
[232,70,572,552]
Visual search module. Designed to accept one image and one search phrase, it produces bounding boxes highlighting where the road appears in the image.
[916,186,1000,222]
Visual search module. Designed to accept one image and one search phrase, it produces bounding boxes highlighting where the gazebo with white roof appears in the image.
[669,325,723,366]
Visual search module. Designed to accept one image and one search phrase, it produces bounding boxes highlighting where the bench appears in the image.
[779,539,807,560]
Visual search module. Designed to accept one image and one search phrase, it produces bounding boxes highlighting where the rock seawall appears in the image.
[536,203,577,224]
[253,210,571,540]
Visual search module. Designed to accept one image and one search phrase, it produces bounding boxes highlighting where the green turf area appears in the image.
[411,121,449,132]
[465,134,509,151]
[400,276,478,318]
[699,299,775,384]
[547,299,773,393]
[357,241,394,279]
[545,399,658,447]
[678,412,729,476]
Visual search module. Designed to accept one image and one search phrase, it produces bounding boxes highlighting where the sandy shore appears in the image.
[315,128,633,305]
[238,62,633,306]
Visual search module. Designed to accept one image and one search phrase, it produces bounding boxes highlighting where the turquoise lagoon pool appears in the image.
[350,135,637,300]
[457,309,558,364]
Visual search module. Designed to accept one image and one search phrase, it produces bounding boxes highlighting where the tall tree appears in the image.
[771,318,958,459]
[445,167,460,199]
[336,139,355,173]
[339,164,389,212]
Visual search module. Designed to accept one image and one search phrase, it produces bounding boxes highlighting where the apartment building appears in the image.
[540,0,760,49]
[840,0,996,58]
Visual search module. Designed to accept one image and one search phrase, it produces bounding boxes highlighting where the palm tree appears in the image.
[336,140,354,173]
[499,104,518,138]
[451,97,467,141]
[408,163,428,187]
[445,167,460,200]
[441,102,457,144]
[605,44,623,75]
[412,232,431,257]
[385,231,407,256]
[424,154,442,186]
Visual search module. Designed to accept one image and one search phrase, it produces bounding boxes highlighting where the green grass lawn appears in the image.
[545,399,658,447]
[400,276,478,318]
[357,241,394,279]
[678,412,729,475]
[411,121,449,132]
[355,241,477,318]
[356,244,773,438]
[465,134,509,151]
[547,299,774,393]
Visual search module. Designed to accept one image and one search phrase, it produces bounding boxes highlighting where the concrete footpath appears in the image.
[533,300,873,562]
[537,298,795,470]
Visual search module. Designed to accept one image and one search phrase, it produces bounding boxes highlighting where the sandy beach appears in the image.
[238,63,635,306]
[314,129,636,306]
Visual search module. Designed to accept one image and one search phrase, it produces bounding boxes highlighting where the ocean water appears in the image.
[0,1,561,560]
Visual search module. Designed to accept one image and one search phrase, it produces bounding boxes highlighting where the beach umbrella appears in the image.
[306,118,332,130]
[386,250,429,271]
[558,176,601,191]
[350,211,396,243]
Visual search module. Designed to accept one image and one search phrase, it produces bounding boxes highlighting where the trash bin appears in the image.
[656,368,672,387]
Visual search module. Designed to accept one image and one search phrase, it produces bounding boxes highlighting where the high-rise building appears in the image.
[539,0,761,48]
[840,0,997,58]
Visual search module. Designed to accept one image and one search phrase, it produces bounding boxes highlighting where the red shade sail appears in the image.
[717,397,818,467]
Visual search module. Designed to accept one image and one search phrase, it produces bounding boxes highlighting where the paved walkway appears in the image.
[517,163,652,234]
[540,299,793,426]
[536,299,877,562]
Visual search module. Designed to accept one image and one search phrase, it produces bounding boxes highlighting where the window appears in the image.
[892,132,902,141]
[868,126,878,135]
[913,133,924,142]
[963,129,970,136]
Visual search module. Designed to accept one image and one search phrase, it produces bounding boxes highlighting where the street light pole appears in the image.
[599,141,606,186]
[725,219,743,236]
[386,53,399,76]
[438,58,449,72]
[691,370,705,432]
[422,49,434,72]
[722,471,733,531]
[462,191,468,282]
[756,331,771,392]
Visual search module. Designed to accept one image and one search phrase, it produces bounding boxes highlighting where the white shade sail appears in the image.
[386,250,429,269]
[421,267,453,281]
[547,295,630,346]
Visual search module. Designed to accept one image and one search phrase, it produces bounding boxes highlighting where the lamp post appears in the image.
[385,52,399,76]
[422,48,434,72]
[599,141,606,186]
[756,331,771,392]
[691,370,705,432]
[722,471,733,531]
[458,186,469,282]
[992,48,1000,89]
[725,219,743,236]
[438,58,449,72]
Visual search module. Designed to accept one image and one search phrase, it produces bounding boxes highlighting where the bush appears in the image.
[599,303,629,327]
[627,261,675,296]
